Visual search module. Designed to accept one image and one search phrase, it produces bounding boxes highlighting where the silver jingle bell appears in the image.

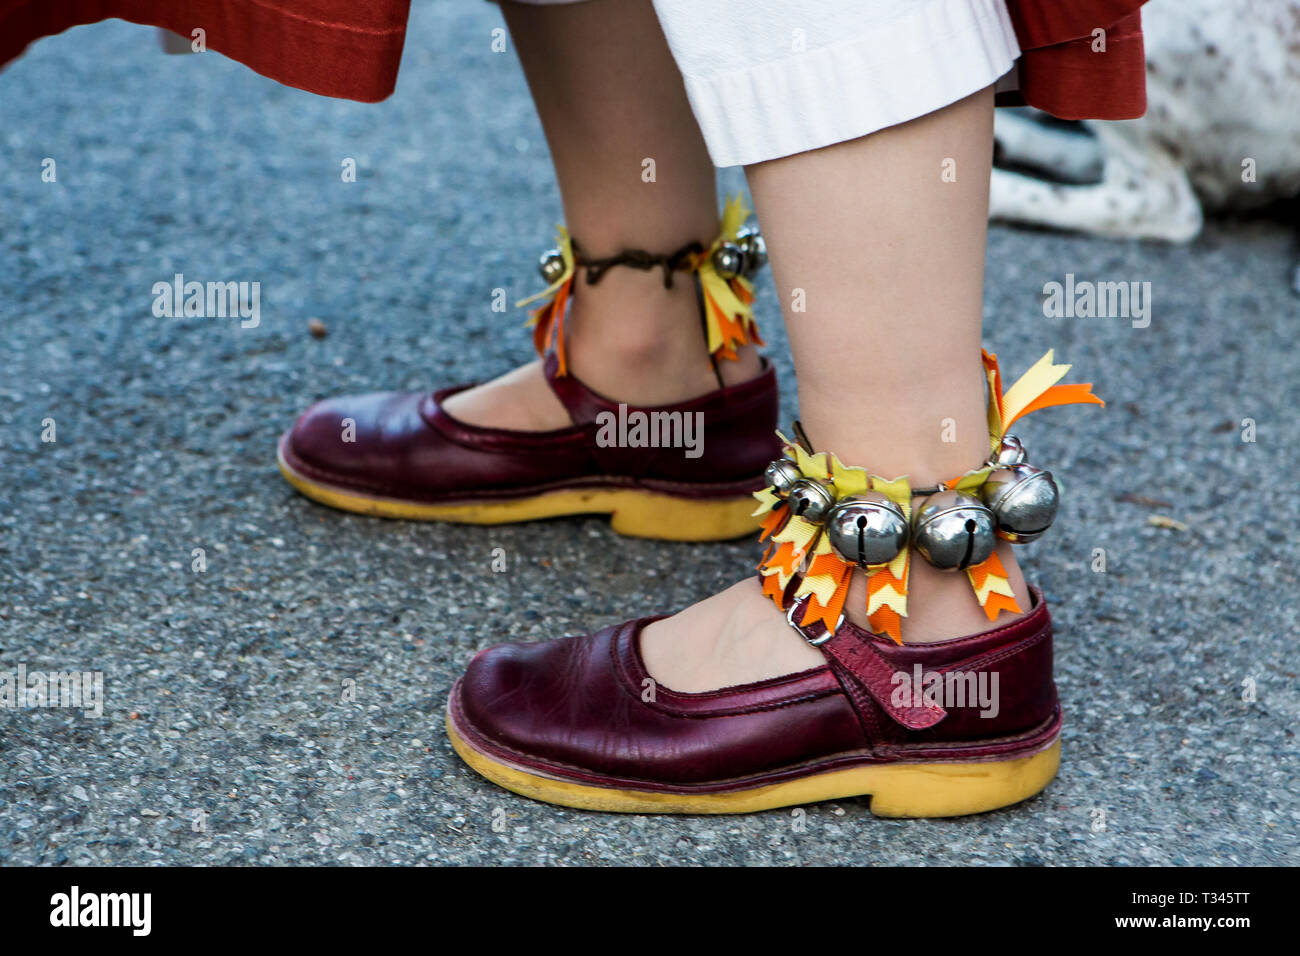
[538,248,567,285]
[763,458,802,499]
[911,490,997,572]
[980,463,1059,543]
[736,226,767,276]
[711,242,745,280]
[825,493,909,568]
[991,434,1028,467]
[786,479,835,524]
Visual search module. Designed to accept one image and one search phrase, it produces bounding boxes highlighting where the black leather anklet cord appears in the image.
[574,239,705,289]
[567,237,727,389]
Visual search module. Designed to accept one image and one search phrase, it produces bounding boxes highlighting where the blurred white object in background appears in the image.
[991,0,1300,242]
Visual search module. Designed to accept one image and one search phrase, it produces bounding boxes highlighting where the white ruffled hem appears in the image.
[680,0,1021,167]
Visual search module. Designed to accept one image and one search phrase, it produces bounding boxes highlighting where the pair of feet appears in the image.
[277,317,1062,817]
[283,342,1028,699]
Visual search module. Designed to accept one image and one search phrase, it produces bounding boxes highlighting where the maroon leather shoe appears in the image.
[278,353,781,541]
[447,585,1062,817]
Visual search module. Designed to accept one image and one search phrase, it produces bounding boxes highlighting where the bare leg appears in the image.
[642,88,1031,692]
[444,0,760,431]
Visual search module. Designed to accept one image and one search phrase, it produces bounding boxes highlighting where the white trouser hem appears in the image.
[677,0,1021,168]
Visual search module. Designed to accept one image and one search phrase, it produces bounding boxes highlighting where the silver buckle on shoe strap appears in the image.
[786,598,838,647]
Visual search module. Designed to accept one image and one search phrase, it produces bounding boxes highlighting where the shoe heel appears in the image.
[865,740,1061,818]
[608,492,760,542]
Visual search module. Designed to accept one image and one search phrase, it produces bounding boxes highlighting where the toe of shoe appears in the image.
[454,631,629,769]
[282,391,425,492]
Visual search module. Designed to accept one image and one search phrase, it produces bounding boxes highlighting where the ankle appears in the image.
[565,270,759,405]
[798,378,990,487]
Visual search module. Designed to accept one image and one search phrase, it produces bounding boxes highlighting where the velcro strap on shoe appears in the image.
[786,594,946,730]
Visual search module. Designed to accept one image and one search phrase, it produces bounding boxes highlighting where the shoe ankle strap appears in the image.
[783,586,1054,733]
[784,591,947,730]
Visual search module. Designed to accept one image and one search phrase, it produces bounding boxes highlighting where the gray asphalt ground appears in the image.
[2,3,1298,867]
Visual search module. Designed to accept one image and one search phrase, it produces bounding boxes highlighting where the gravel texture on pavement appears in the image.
[1,4,1297,866]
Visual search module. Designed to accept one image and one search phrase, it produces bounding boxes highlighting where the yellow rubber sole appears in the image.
[277,447,760,541]
[446,714,1060,818]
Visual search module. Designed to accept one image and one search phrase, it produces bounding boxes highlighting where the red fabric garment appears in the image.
[0,0,411,102]
[1004,0,1147,119]
[0,0,1146,118]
